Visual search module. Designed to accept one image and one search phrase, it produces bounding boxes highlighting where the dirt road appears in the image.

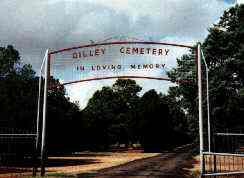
[78,145,195,178]
[0,145,195,178]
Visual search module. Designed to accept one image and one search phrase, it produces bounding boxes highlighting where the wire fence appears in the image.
[203,152,244,177]
[214,132,244,154]
[0,129,37,176]
[202,128,244,177]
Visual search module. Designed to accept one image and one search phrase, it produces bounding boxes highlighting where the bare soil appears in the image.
[0,145,196,178]
[0,152,158,178]
[47,152,159,176]
[78,145,195,178]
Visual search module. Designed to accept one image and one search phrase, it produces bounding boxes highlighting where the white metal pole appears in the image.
[33,50,48,176]
[201,50,211,152]
[206,66,210,152]
[36,50,48,150]
[197,43,204,175]
[33,64,43,176]
[36,72,42,148]
[40,50,49,176]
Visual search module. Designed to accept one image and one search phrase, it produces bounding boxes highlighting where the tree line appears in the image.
[0,45,190,154]
[0,4,243,156]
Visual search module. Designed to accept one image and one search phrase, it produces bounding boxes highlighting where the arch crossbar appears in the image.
[49,41,194,55]
[49,76,194,89]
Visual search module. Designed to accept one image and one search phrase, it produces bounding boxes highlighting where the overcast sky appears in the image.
[0,0,241,108]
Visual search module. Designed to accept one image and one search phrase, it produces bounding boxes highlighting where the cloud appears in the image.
[65,79,116,109]
[0,0,229,64]
[0,0,232,108]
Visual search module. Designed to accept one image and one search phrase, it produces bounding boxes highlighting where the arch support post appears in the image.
[40,50,50,176]
[197,43,204,176]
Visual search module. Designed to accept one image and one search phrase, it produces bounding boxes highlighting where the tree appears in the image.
[112,79,142,144]
[0,45,20,77]
[83,86,116,150]
[0,45,85,159]
[83,79,142,150]
[46,79,82,153]
[137,89,190,151]
[167,51,198,139]
[0,45,38,132]
[137,89,170,151]
[164,89,191,145]
[202,4,244,132]
[167,4,244,143]
[83,79,192,151]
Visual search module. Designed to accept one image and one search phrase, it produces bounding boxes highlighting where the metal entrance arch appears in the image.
[36,41,203,176]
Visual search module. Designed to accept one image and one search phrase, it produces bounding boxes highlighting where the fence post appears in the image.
[214,155,217,173]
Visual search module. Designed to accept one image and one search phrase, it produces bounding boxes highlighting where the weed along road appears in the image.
[78,144,194,178]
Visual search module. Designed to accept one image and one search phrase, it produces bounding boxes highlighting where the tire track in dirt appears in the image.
[78,144,195,178]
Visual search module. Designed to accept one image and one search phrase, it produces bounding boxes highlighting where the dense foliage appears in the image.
[0,45,190,154]
[167,5,244,150]
[0,45,38,133]
[83,79,190,151]
[0,4,243,157]
[203,5,244,132]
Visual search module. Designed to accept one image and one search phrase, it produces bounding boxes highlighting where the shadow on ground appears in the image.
[0,157,100,175]
[47,158,99,167]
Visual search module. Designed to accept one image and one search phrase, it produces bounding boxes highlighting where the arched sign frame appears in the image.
[49,41,195,87]
[35,41,204,176]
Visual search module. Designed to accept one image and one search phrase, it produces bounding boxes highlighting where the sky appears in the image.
[0,0,241,108]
